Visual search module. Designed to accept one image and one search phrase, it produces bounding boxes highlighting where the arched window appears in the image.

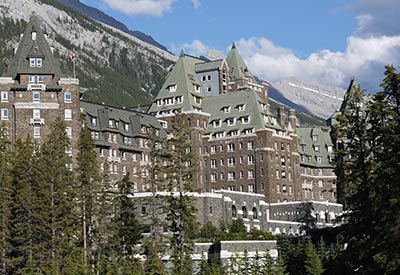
[253,207,258,219]
[242,206,248,219]
[232,205,237,217]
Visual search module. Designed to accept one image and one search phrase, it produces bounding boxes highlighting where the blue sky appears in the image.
[81,0,400,92]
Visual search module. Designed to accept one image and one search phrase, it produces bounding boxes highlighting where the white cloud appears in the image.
[102,0,175,16]
[179,39,209,57]
[349,0,400,37]
[235,36,400,92]
[192,0,200,9]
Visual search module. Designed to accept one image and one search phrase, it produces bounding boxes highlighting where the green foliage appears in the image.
[304,240,324,275]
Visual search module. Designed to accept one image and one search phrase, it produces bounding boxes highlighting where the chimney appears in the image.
[289,109,297,133]
[278,106,286,129]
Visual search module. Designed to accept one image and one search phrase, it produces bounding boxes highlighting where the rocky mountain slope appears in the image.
[0,0,176,107]
[57,0,169,52]
[269,77,346,119]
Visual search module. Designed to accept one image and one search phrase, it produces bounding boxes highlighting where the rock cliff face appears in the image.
[0,0,176,107]
[269,77,346,119]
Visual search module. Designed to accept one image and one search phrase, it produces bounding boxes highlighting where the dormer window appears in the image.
[30,58,36,67]
[222,106,230,113]
[33,91,40,102]
[165,97,174,106]
[226,117,235,126]
[241,116,250,124]
[213,120,221,127]
[194,84,201,93]
[31,31,37,41]
[176,96,183,104]
[238,104,246,111]
[168,84,177,92]
[36,58,42,67]
[312,135,318,142]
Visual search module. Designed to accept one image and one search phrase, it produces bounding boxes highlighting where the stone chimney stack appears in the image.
[278,106,286,129]
[289,109,297,133]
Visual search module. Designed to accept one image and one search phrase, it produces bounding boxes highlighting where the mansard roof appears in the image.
[297,127,334,168]
[225,43,255,81]
[4,15,63,81]
[203,89,282,137]
[195,59,224,72]
[149,52,206,114]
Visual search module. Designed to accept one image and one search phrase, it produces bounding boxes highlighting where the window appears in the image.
[228,172,235,181]
[314,145,320,152]
[220,173,224,180]
[248,155,254,165]
[36,58,42,67]
[66,127,72,138]
[207,86,212,93]
[64,109,72,120]
[207,74,211,81]
[29,75,35,83]
[1,109,8,120]
[248,170,254,179]
[176,96,183,104]
[1,91,8,102]
[227,157,235,167]
[91,117,97,126]
[37,75,43,84]
[168,84,177,92]
[238,104,245,111]
[276,170,280,179]
[318,180,324,188]
[211,159,216,168]
[124,123,129,132]
[211,173,216,182]
[165,97,174,105]
[227,143,235,152]
[247,141,254,149]
[33,109,40,119]
[317,156,322,164]
[240,171,244,179]
[33,126,40,138]
[33,91,40,102]
[244,128,254,135]
[251,208,261,222]
[242,206,248,218]
[29,58,36,67]
[201,75,206,82]
[242,116,250,124]
[91,132,99,140]
[213,120,221,127]
[277,185,280,193]
[226,117,235,126]
[232,205,237,217]
[222,106,230,113]
[65,90,72,103]
[312,135,318,142]
[211,145,216,154]
[215,132,224,138]
[327,145,333,153]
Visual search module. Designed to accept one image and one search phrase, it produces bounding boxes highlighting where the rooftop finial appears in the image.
[179,49,185,57]
[232,42,236,49]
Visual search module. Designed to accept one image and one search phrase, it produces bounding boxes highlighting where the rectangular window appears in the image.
[124,123,129,132]
[228,172,235,181]
[33,91,40,102]
[33,109,40,119]
[247,141,254,150]
[211,159,216,168]
[64,109,72,120]
[211,173,217,182]
[248,170,254,179]
[65,91,72,103]
[227,157,235,167]
[249,184,255,193]
[227,117,235,126]
[91,117,97,126]
[37,75,43,84]
[1,109,8,120]
[242,116,250,124]
[29,75,35,83]
[66,126,72,138]
[227,143,235,152]
[1,91,8,102]
[33,126,40,138]
[29,58,36,67]
[248,155,254,165]
[36,58,42,67]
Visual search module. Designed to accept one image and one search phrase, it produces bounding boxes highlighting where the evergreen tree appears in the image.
[76,122,101,271]
[0,125,12,274]
[8,137,37,273]
[304,240,324,275]
[260,251,274,275]
[33,117,79,274]
[162,113,198,275]
[276,254,289,275]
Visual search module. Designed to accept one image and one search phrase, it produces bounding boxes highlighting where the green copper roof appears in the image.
[225,43,254,81]
[149,52,206,114]
[297,127,334,168]
[4,15,63,82]
[195,59,224,72]
[203,89,282,137]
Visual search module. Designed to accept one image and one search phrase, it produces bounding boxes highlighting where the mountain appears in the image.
[0,0,176,108]
[56,0,169,52]
[268,77,346,119]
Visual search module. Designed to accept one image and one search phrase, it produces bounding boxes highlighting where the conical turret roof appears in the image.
[226,43,254,81]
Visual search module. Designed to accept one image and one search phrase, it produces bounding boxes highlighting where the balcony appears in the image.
[27,84,46,91]
[29,118,45,126]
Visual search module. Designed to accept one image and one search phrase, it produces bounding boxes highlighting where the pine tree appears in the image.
[33,117,79,274]
[76,122,101,271]
[0,125,12,274]
[304,240,324,275]
[260,250,274,275]
[162,113,198,275]
[8,137,37,273]
[275,254,289,275]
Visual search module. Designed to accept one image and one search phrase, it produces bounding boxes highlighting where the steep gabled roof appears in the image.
[149,51,206,114]
[225,43,254,81]
[4,15,63,81]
